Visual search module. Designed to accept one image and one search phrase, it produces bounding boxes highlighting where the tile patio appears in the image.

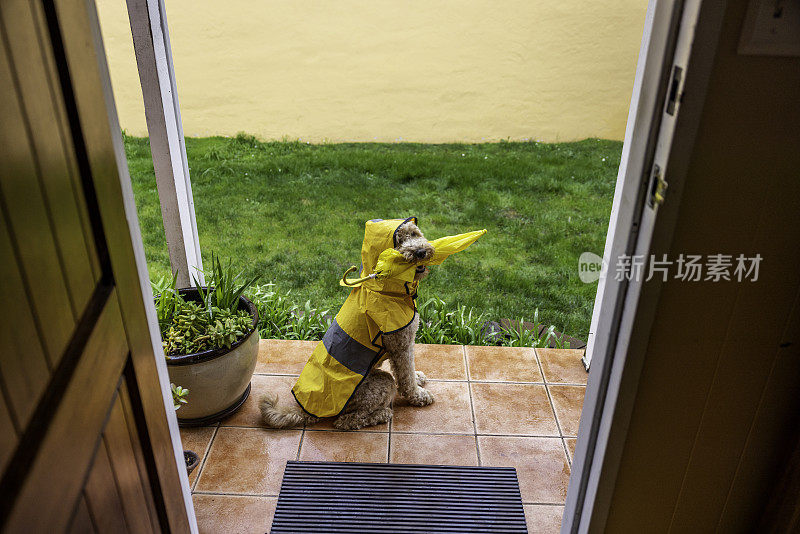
[183,339,588,533]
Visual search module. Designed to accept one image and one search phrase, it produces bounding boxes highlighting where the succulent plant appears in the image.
[171,383,189,410]
[161,300,252,356]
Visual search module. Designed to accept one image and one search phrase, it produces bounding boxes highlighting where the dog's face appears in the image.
[394,221,434,281]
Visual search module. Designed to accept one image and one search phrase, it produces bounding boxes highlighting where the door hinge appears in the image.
[648,164,668,208]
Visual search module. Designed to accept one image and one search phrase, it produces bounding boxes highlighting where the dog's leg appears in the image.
[334,368,396,430]
[334,407,393,431]
[383,315,434,407]
[415,371,427,386]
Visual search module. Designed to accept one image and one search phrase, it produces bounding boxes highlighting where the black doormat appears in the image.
[271,461,528,533]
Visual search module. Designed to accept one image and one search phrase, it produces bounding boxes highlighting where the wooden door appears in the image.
[0,0,193,531]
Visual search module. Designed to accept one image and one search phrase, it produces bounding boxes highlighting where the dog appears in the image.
[260,218,436,431]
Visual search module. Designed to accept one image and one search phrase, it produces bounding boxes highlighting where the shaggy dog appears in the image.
[260,220,435,430]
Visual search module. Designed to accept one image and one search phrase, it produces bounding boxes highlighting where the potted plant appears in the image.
[154,256,260,426]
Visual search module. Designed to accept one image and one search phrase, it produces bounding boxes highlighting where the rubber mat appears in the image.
[271,461,528,533]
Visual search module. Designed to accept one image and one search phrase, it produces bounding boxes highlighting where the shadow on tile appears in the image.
[308,416,388,432]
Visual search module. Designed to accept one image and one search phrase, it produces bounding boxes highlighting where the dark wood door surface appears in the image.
[0,0,191,531]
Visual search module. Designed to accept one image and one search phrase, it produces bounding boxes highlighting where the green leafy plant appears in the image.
[499,319,538,347]
[160,277,579,349]
[152,271,181,330]
[416,298,487,345]
[284,300,332,340]
[194,253,260,315]
[552,330,572,349]
[250,283,295,338]
[171,383,189,410]
[249,284,331,341]
[500,309,556,348]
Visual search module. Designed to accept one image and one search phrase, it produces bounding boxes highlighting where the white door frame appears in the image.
[125,0,203,288]
[563,0,726,531]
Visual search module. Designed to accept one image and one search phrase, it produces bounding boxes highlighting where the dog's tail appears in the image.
[259,394,314,428]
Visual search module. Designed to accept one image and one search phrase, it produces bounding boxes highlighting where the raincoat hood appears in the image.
[360,217,417,278]
[342,218,487,289]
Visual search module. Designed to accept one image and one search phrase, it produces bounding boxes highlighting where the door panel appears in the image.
[103,392,159,534]
[118,379,162,529]
[0,23,76,366]
[84,436,130,534]
[1,0,98,311]
[563,0,727,530]
[0,399,16,477]
[26,0,102,282]
[69,495,96,534]
[0,0,192,531]
[54,0,196,528]
[0,215,50,430]
[5,293,128,532]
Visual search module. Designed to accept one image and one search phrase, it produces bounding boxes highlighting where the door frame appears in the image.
[563,0,727,531]
[80,0,730,530]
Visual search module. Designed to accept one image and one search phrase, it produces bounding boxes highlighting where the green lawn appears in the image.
[125,134,620,340]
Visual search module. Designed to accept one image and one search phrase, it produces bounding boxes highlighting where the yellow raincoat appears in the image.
[291,218,485,417]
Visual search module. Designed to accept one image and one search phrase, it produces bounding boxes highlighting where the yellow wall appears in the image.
[96,0,646,143]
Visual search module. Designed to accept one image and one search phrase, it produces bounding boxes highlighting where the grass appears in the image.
[125,133,620,339]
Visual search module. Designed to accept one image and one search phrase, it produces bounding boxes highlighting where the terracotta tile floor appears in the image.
[183,339,588,533]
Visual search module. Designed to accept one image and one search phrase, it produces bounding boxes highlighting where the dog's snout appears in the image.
[415,249,427,259]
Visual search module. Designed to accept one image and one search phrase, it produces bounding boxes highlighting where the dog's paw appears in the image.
[415,370,427,386]
[407,387,434,406]
[333,414,362,431]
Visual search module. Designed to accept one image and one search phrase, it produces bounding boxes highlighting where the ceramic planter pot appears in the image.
[165,288,259,426]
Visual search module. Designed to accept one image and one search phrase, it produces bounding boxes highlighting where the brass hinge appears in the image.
[648,164,668,208]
